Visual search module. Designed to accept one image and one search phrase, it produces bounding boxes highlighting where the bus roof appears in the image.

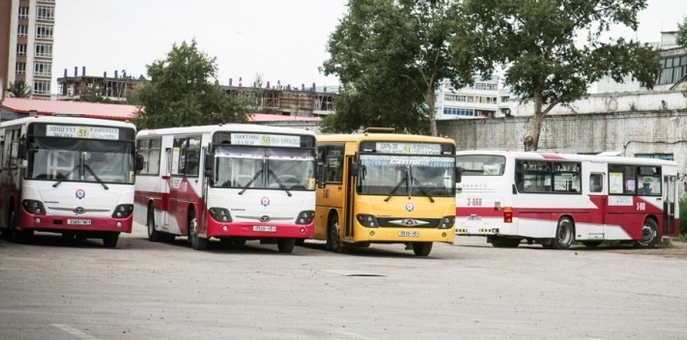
[456,150,676,166]
[316,133,456,145]
[0,115,137,129]
[136,123,316,137]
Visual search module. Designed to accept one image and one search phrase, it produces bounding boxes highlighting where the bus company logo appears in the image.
[260,196,270,207]
[405,202,414,212]
[75,189,86,200]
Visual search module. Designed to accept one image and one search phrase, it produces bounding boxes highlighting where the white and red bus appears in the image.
[134,124,316,253]
[0,115,141,247]
[455,150,680,249]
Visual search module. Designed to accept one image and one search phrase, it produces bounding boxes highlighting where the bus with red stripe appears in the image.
[455,150,680,249]
[134,124,316,253]
[0,115,140,247]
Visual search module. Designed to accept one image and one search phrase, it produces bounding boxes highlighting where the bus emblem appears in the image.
[260,197,270,207]
[405,202,414,212]
[75,189,86,199]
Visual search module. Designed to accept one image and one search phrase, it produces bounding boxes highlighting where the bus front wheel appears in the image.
[188,209,208,250]
[326,215,342,253]
[551,217,574,250]
[103,232,120,248]
[634,219,659,249]
[147,206,164,242]
[277,238,296,253]
[412,242,433,256]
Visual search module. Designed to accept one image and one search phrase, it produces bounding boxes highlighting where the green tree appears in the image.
[134,39,249,129]
[79,83,107,102]
[451,0,661,151]
[7,80,32,98]
[322,0,467,135]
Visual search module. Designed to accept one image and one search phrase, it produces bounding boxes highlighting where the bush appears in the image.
[679,198,687,235]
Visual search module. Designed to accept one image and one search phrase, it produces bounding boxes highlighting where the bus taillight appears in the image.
[503,207,513,223]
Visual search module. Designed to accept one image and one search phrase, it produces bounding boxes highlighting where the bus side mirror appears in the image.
[135,154,144,172]
[455,167,463,184]
[204,151,214,178]
[18,137,27,159]
[316,163,327,188]
[350,162,359,177]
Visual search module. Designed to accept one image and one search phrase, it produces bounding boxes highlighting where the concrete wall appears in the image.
[438,109,687,195]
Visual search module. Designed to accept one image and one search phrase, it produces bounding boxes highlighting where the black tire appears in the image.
[8,208,32,244]
[634,219,659,249]
[147,206,164,242]
[412,242,433,256]
[551,217,575,250]
[295,239,305,246]
[103,232,120,248]
[188,209,208,250]
[581,240,603,248]
[326,215,342,253]
[62,232,76,241]
[491,236,521,248]
[277,238,296,253]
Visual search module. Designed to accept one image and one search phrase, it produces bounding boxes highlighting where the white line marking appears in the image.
[52,324,102,340]
[332,330,381,340]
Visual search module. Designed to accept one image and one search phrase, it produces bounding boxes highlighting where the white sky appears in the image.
[51,0,686,91]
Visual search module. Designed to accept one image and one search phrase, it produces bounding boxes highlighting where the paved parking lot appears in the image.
[1,226,686,340]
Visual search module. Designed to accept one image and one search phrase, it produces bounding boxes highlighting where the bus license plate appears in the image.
[253,226,277,232]
[398,231,420,237]
[67,219,92,225]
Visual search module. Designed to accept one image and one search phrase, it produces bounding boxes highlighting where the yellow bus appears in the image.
[314,129,459,256]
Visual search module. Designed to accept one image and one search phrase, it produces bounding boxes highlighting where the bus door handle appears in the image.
[656,197,662,201]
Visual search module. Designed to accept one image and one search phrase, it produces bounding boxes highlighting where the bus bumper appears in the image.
[19,211,133,233]
[354,227,455,244]
[206,221,314,239]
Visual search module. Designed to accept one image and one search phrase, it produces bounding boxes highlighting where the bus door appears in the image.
[345,155,356,238]
[586,161,607,238]
[662,175,677,236]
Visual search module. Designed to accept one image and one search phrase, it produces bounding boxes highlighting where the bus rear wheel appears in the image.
[188,209,208,250]
[277,238,296,253]
[326,215,342,253]
[411,242,433,256]
[551,217,575,250]
[8,208,32,244]
[634,219,659,249]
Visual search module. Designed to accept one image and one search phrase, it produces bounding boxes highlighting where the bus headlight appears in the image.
[295,210,315,225]
[22,200,46,215]
[356,214,379,228]
[112,204,134,218]
[439,216,455,229]
[209,207,232,222]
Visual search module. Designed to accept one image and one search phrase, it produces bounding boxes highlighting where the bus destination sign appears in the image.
[46,125,120,140]
[231,133,300,147]
[375,142,442,155]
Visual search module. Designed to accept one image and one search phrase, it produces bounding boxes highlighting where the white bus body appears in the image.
[455,150,680,249]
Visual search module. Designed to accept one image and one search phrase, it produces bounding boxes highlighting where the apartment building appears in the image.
[0,0,55,100]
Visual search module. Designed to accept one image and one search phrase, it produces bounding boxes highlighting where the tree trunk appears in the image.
[524,95,544,151]
[426,87,437,136]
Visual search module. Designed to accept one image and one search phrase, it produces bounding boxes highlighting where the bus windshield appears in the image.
[456,154,506,176]
[357,154,455,196]
[213,146,315,191]
[26,137,134,184]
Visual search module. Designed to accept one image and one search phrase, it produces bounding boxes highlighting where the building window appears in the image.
[16,62,26,74]
[36,25,53,39]
[18,6,29,19]
[656,54,687,85]
[35,43,53,57]
[17,44,27,56]
[34,62,52,76]
[34,80,51,95]
[36,5,54,21]
[18,25,28,37]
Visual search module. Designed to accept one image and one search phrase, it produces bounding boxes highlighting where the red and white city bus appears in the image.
[0,116,140,247]
[455,150,680,249]
[134,124,317,253]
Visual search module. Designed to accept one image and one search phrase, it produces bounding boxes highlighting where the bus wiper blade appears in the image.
[411,176,435,203]
[268,170,292,197]
[84,165,109,190]
[52,165,80,188]
[384,174,408,202]
[238,170,263,195]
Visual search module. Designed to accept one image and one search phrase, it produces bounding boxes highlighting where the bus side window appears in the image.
[589,173,603,193]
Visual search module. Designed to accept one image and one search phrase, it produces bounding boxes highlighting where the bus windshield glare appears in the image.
[26,137,134,184]
[357,154,455,196]
[213,146,315,190]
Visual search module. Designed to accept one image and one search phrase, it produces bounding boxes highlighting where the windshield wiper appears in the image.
[268,170,292,197]
[52,165,80,188]
[384,173,408,202]
[84,165,109,190]
[410,176,435,203]
[238,170,263,195]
